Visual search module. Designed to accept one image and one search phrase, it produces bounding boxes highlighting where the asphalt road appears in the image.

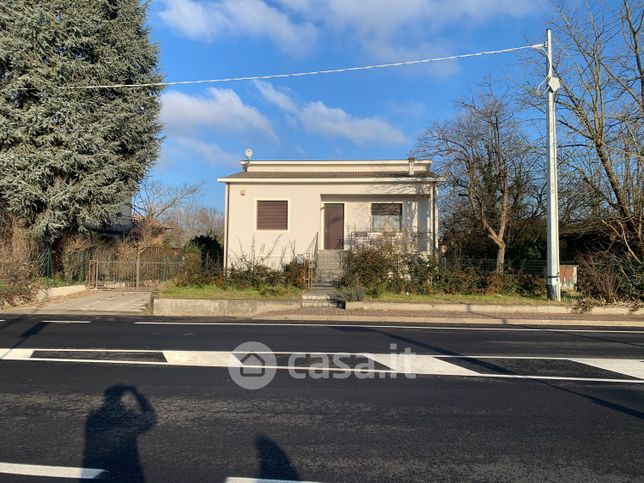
[0,314,643,482]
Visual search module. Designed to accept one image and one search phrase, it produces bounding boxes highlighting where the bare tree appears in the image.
[130,178,203,251]
[415,91,538,272]
[550,0,644,260]
[165,205,225,247]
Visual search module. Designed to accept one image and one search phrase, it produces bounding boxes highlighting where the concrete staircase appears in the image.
[315,250,344,285]
[301,250,344,307]
[301,288,341,308]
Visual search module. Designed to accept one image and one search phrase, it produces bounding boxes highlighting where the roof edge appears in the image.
[242,159,431,165]
[216,176,444,184]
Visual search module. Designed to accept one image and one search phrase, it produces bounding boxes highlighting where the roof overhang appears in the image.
[216,176,443,184]
[233,159,431,165]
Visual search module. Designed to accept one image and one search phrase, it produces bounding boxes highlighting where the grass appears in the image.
[369,291,578,305]
[159,283,303,300]
[39,277,82,288]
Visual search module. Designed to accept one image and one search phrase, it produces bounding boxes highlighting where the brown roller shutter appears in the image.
[257,200,288,230]
[371,203,402,215]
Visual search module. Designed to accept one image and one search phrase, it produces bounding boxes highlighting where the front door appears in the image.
[324,203,344,250]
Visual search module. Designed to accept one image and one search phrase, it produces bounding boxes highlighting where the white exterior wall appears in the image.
[224,181,436,269]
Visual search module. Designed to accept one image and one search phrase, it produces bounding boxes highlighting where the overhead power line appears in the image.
[63,43,544,90]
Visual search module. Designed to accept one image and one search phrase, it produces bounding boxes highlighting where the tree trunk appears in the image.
[495,241,506,274]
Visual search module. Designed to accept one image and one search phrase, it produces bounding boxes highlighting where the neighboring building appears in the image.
[84,201,133,239]
[217,158,442,280]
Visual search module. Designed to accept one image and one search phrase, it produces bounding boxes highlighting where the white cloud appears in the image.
[159,0,547,74]
[254,81,298,113]
[300,102,407,145]
[279,0,544,32]
[278,0,547,64]
[158,0,317,56]
[161,88,276,140]
[255,82,406,146]
[173,137,240,167]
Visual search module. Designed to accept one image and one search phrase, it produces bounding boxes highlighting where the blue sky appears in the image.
[146,0,553,209]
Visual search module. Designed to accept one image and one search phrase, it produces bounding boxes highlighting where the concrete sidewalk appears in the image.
[256,307,644,327]
[3,290,152,315]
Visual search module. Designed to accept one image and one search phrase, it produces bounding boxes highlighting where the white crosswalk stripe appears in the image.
[1,348,642,383]
[572,358,644,380]
[0,462,105,479]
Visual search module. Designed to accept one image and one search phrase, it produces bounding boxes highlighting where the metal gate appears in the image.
[87,259,182,289]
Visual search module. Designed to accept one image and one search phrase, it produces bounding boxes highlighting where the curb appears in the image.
[344,301,642,316]
[255,314,644,327]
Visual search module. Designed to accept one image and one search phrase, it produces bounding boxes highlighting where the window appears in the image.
[371,203,402,232]
[257,200,288,230]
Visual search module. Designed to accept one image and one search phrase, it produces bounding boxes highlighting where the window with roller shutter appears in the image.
[371,203,402,232]
[256,200,288,230]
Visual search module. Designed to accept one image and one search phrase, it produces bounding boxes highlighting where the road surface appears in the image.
[0,314,642,482]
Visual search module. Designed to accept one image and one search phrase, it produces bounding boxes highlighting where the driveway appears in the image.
[2,290,152,315]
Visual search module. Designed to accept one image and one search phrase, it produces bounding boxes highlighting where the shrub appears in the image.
[577,253,643,303]
[225,264,285,289]
[337,240,556,298]
[431,265,483,295]
[340,240,403,293]
[282,259,307,289]
[335,284,366,302]
[0,239,39,307]
[174,248,209,287]
[483,273,519,295]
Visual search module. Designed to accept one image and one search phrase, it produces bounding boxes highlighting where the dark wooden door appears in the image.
[324,203,344,250]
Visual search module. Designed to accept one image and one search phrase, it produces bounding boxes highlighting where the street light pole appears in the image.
[545,29,561,301]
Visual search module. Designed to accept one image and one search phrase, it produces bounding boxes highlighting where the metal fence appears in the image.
[87,260,184,289]
[440,258,575,276]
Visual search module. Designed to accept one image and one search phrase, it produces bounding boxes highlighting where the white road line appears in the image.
[226,477,320,483]
[133,321,644,334]
[41,320,91,324]
[433,355,644,360]
[473,374,643,383]
[0,462,105,479]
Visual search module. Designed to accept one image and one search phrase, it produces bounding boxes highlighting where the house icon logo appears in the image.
[229,342,276,390]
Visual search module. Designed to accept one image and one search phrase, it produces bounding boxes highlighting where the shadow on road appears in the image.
[333,326,644,420]
[83,385,157,482]
[256,434,300,481]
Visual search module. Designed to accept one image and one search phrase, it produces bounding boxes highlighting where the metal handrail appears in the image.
[304,232,319,288]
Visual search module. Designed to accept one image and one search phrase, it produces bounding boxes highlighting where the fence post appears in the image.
[136,251,141,289]
[46,246,52,288]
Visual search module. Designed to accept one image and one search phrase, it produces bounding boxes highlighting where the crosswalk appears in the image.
[1,347,643,383]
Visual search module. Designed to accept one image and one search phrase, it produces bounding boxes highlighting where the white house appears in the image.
[217,158,441,281]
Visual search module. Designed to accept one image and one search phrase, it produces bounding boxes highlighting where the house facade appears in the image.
[217,159,441,278]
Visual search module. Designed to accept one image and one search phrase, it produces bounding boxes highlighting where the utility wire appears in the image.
[63,43,545,90]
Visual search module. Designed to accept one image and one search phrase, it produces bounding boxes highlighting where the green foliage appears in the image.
[334,284,366,302]
[282,259,308,289]
[0,1,162,242]
[259,285,290,298]
[339,242,547,297]
[189,235,224,271]
[340,240,402,296]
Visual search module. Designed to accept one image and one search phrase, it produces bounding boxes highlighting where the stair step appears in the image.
[301,301,342,308]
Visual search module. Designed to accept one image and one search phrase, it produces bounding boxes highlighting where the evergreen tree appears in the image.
[0,0,162,242]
